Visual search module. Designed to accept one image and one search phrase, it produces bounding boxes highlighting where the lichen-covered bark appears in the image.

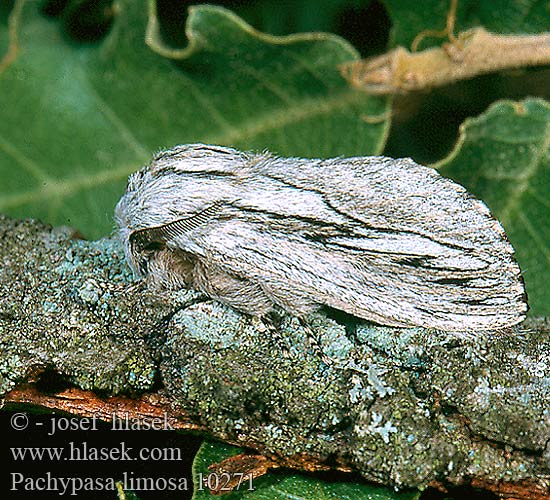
[0,215,549,491]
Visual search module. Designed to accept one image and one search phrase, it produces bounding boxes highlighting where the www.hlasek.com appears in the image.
[11,440,182,462]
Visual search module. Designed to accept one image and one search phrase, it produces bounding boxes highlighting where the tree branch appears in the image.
[1,215,549,497]
[341,28,550,94]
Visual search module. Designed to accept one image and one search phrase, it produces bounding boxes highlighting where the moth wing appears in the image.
[129,151,527,332]
[172,154,525,331]
[245,155,527,330]
[160,204,524,332]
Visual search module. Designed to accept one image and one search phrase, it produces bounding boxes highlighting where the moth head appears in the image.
[114,173,168,279]
[127,232,163,278]
[114,161,190,238]
[126,228,195,289]
[118,144,246,220]
[115,143,250,282]
[115,188,136,273]
[115,178,172,278]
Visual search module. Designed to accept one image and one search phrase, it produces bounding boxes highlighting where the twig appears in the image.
[341,28,550,94]
[411,0,459,52]
[0,0,25,75]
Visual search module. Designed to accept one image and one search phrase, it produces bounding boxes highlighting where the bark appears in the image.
[1,215,549,497]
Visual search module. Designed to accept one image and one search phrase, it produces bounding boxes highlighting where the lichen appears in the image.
[1,216,549,489]
[0,216,159,394]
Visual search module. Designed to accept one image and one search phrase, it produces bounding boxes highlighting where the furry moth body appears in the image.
[115,144,527,332]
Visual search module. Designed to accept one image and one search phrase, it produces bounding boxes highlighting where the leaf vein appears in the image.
[176,72,235,131]
[0,163,134,211]
[238,65,294,105]
[77,69,150,159]
[526,186,550,209]
[209,90,367,145]
[0,133,51,182]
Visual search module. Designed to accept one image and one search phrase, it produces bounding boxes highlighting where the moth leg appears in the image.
[145,248,197,291]
[192,262,302,358]
[253,312,294,360]
[297,317,339,368]
[124,280,147,294]
[297,317,373,374]
[255,285,339,365]
[97,280,146,294]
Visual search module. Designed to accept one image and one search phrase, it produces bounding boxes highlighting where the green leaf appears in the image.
[192,440,420,500]
[383,0,550,49]
[115,481,142,500]
[437,98,550,315]
[0,0,388,238]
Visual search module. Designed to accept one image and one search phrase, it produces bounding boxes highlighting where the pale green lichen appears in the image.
[0,216,159,393]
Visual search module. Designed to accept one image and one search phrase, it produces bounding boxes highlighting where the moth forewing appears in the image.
[115,144,528,333]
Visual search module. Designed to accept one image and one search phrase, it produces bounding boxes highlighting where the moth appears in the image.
[115,144,527,332]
